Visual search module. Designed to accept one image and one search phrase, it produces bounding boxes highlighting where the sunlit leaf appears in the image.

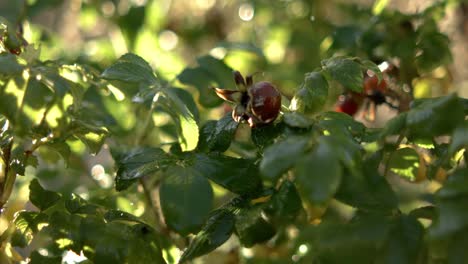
[101,53,157,85]
[290,71,329,114]
[387,147,420,181]
[322,57,363,92]
[11,211,48,248]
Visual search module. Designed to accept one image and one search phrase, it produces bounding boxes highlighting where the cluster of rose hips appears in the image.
[335,62,399,121]
[213,71,281,128]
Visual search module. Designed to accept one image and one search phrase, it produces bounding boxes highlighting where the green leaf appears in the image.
[380,113,407,138]
[251,122,285,150]
[448,121,468,156]
[317,111,366,137]
[295,137,343,204]
[159,165,213,235]
[101,53,157,85]
[38,70,71,98]
[162,88,199,151]
[192,153,262,196]
[0,53,23,76]
[94,222,165,263]
[74,131,107,155]
[430,168,468,238]
[170,87,200,122]
[177,55,234,108]
[177,68,221,107]
[65,193,100,215]
[112,147,175,191]
[407,94,464,138]
[387,147,420,181]
[29,179,61,211]
[416,32,452,72]
[179,208,235,263]
[322,57,363,92]
[23,78,53,109]
[260,136,309,181]
[358,59,383,81]
[235,205,276,247]
[377,215,424,263]
[264,180,303,225]
[299,213,391,263]
[335,151,398,212]
[11,211,48,248]
[197,113,239,152]
[290,71,329,114]
[104,210,147,225]
[283,112,313,128]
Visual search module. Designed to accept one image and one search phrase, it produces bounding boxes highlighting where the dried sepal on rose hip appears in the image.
[213,71,281,128]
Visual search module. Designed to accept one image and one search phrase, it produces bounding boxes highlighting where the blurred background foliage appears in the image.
[0,0,467,263]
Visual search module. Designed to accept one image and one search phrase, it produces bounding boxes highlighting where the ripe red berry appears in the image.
[335,95,359,116]
[213,71,281,127]
[363,74,387,94]
[248,81,281,125]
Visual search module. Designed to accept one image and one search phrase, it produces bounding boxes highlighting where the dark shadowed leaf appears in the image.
[260,136,309,181]
[377,215,424,263]
[380,113,407,138]
[407,94,464,138]
[298,213,391,263]
[0,53,23,76]
[159,165,213,235]
[29,179,61,211]
[179,208,235,263]
[336,151,398,212]
[283,112,313,128]
[197,113,238,152]
[193,153,262,196]
[251,122,285,150]
[112,147,175,191]
[430,168,468,238]
[264,180,303,225]
[448,121,468,156]
[295,137,342,204]
[235,205,276,247]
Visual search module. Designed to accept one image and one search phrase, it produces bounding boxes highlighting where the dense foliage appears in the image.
[0,0,467,263]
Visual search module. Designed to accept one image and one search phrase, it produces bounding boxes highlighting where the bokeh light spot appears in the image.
[239,3,255,21]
